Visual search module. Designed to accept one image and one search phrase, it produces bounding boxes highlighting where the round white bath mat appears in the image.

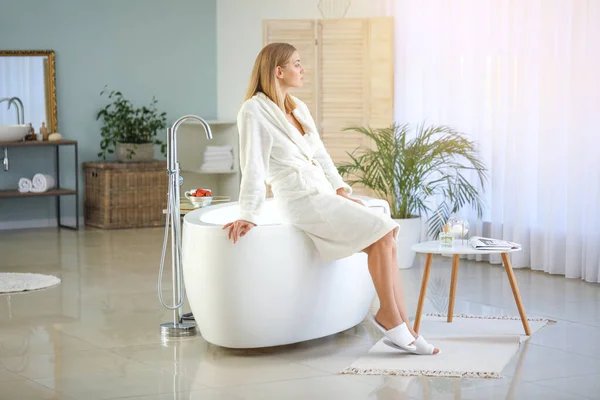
[0,273,61,294]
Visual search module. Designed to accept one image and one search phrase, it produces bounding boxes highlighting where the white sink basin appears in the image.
[0,125,29,142]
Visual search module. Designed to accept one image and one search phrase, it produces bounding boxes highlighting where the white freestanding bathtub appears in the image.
[182,196,390,348]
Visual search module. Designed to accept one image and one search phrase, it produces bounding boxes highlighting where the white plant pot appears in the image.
[393,216,422,269]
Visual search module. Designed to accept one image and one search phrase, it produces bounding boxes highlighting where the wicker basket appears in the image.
[84,161,168,229]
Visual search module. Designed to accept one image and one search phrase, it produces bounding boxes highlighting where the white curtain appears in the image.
[0,56,47,129]
[390,0,600,282]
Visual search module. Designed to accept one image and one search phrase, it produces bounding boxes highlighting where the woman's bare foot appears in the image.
[374,310,416,346]
[377,313,439,355]
[410,331,440,355]
[399,320,440,355]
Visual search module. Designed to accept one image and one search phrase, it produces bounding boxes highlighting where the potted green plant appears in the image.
[337,123,488,269]
[96,87,167,162]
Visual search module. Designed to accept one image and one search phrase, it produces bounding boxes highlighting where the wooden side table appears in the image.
[411,241,531,335]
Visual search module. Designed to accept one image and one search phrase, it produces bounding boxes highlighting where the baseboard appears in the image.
[0,216,84,231]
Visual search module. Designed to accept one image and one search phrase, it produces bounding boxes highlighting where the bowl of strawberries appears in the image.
[184,188,213,208]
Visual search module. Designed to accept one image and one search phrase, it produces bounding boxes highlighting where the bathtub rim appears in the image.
[183,198,285,228]
[183,195,389,229]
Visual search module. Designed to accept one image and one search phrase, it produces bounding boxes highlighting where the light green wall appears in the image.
[0,0,216,227]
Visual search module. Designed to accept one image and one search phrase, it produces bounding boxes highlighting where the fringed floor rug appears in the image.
[341,314,551,379]
[0,273,61,294]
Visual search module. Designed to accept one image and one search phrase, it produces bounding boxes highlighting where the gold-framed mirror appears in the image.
[0,50,58,133]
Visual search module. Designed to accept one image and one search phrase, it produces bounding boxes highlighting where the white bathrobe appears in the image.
[237,92,399,261]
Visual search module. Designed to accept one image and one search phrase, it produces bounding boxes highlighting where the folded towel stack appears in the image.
[17,173,56,193]
[199,145,234,173]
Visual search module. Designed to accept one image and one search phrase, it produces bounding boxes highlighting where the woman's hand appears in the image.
[336,188,365,206]
[348,197,365,206]
[222,220,256,244]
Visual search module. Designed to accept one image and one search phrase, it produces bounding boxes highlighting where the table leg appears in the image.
[414,253,432,334]
[447,254,460,323]
[501,253,531,335]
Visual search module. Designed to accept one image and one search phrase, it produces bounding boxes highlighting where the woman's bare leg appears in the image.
[390,245,418,335]
[391,245,440,354]
[363,231,404,331]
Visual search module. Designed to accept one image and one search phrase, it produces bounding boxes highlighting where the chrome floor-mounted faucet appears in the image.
[158,115,212,338]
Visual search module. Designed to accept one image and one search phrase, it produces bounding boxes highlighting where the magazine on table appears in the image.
[468,236,522,250]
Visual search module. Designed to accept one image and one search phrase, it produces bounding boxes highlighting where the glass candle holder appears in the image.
[439,231,454,247]
[447,216,469,244]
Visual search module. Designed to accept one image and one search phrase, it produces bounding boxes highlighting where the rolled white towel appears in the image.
[30,173,56,193]
[18,178,33,193]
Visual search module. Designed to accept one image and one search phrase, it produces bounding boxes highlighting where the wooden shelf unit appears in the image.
[1,139,79,229]
[0,188,77,198]
[1,139,77,148]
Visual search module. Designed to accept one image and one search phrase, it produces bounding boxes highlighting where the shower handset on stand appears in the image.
[158,115,212,338]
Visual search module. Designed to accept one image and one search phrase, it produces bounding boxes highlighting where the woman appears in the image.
[223,43,439,355]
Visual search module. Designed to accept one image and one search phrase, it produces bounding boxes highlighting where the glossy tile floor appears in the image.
[1,228,600,400]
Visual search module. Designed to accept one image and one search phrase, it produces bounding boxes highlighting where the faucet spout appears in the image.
[9,97,24,125]
[0,97,24,125]
[167,115,213,172]
[2,147,8,172]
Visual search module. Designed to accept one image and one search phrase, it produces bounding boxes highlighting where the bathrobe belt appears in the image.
[268,156,324,192]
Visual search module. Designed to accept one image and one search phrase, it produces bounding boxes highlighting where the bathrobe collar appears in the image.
[254,92,314,160]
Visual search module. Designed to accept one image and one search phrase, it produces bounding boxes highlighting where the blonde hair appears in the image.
[245,42,297,114]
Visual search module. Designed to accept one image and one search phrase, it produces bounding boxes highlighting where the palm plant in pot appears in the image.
[337,123,488,269]
[96,87,167,162]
